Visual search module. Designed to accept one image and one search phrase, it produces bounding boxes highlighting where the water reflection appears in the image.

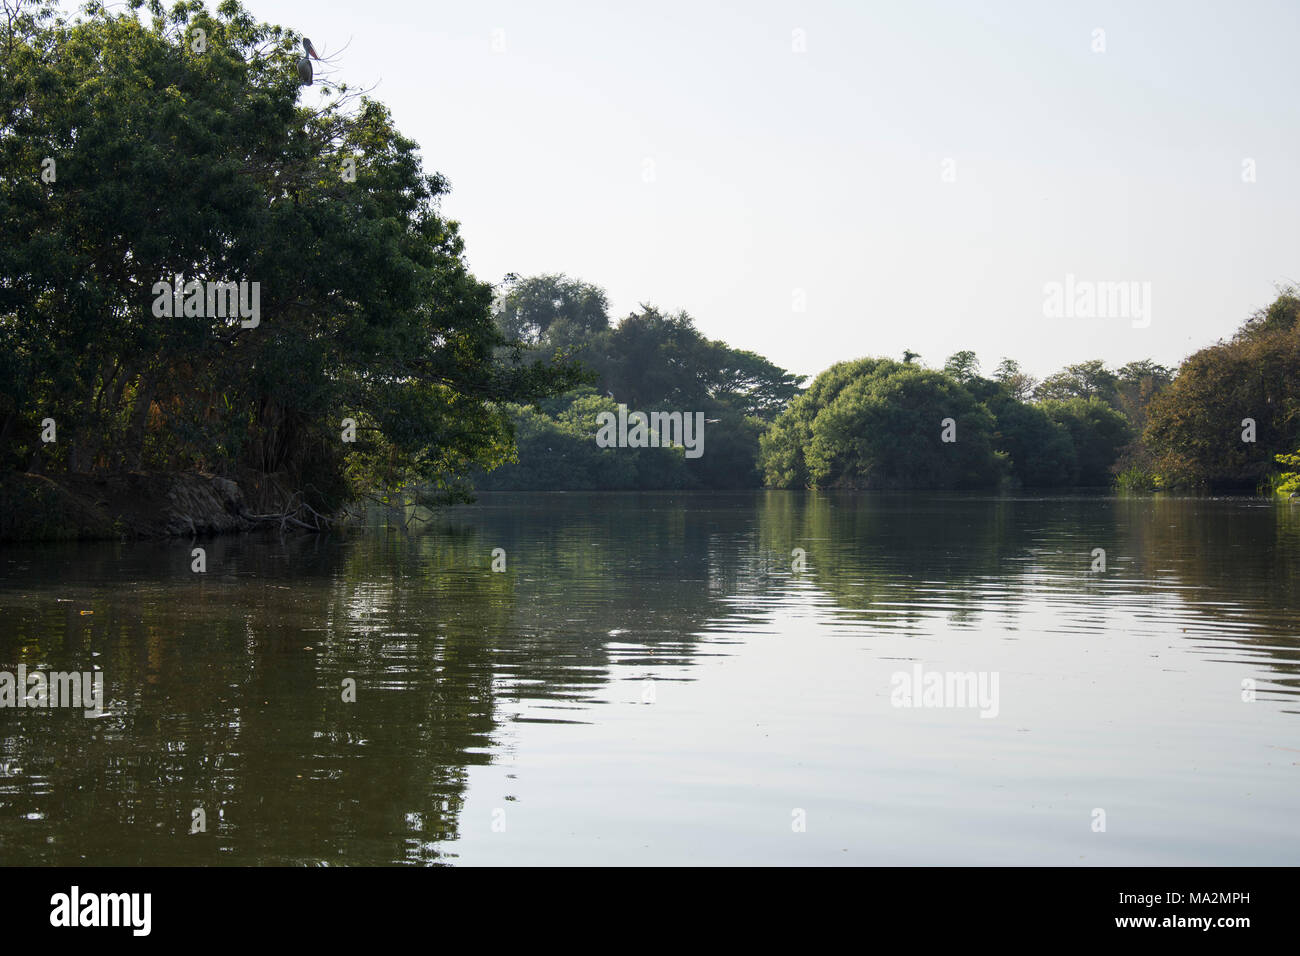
[0,493,1296,864]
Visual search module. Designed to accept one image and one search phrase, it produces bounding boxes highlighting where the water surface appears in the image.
[0,492,1297,865]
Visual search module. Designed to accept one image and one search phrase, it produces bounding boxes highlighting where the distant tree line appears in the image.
[473,274,804,490]
[487,277,1300,495]
[760,354,1149,490]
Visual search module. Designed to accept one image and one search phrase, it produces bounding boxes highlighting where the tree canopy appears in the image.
[1143,291,1300,489]
[0,0,580,511]
[476,281,806,490]
[759,358,1005,490]
[760,354,1160,491]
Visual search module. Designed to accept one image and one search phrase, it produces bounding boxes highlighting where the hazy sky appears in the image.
[98,1,1300,379]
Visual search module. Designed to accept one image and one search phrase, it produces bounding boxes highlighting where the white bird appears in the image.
[297,37,321,86]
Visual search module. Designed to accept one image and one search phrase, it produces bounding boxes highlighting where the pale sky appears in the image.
[84,0,1300,380]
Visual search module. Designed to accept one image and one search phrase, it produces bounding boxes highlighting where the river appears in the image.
[1,492,1296,865]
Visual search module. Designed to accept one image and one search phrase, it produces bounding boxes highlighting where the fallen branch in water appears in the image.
[242,488,333,533]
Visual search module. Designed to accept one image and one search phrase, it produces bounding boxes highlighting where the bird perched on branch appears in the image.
[297,37,321,86]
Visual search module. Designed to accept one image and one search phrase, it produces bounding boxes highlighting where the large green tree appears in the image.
[1113,359,1174,433]
[1032,360,1120,406]
[482,294,805,489]
[986,391,1075,487]
[1144,291,1300,488]
[943,350,981,384]
[1040,396,1133,486]
[578,306,804,420]
[494,273,611,348]
[0,0,579,510]
[760,358,1005,490]
[992,357,1036,402]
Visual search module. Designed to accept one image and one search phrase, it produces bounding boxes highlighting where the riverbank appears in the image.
[0,471,320,542]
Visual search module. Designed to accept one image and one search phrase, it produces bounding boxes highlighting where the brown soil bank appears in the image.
[0,471,325,542]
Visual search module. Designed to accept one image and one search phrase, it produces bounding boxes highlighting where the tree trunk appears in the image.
[125,372,157,470]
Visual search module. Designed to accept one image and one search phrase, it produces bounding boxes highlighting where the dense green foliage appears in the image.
[1032,358,1173,433]
[983,389,1075,487]
[476,389,694,491]
[1,0,579,511]
[754,289,1300,494]
[1142,290,1300,489]
[759,358,1005,490]
[485,268,1218,494]
[475,275,804,490]
[1274,448,1300,497]
[759,356,1145,490]
[4,3,1294,506]
[1040,397,1133,487]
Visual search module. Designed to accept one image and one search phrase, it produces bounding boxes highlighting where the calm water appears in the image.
[0,492,1297,866]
